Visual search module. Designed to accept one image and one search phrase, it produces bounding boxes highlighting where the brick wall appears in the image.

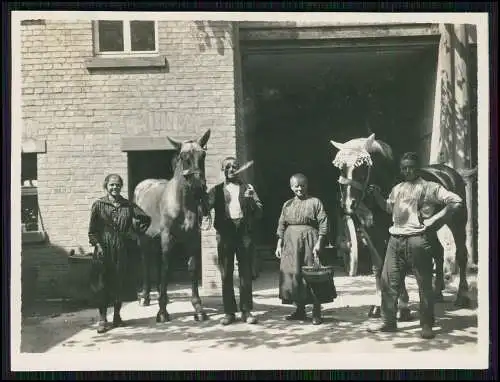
[20,19,238,298]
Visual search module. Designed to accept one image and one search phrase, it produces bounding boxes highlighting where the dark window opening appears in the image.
[130,21,156,52]
[98,21,124,52]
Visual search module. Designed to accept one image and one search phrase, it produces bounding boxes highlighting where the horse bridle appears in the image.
[338,164,372,216]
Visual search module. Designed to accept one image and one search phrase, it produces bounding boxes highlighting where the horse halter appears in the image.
[333,148,373,214]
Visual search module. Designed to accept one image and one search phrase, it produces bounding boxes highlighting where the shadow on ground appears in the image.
[45,297,477,353]
[20,270,478,354]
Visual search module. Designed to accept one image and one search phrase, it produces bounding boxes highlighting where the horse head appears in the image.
[168,129,211,198]
[330,133,393,215]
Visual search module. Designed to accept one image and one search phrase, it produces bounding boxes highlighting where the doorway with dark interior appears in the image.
[240,42,439,272]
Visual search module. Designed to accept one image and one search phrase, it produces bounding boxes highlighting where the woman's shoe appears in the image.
[285,310,307,321]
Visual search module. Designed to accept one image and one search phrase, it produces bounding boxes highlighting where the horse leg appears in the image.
[429,231,446,302]
[452,227,471,308]
[187,240,208,322]
[156,232,173,323]
[139,237,151,306]
[369,267,382,318]
[432,244,446,302]
[368,234,384,318]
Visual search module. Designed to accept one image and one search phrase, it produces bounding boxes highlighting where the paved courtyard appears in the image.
[19,266,479,359]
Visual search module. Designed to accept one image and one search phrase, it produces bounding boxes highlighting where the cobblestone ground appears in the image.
[19,266,479,358]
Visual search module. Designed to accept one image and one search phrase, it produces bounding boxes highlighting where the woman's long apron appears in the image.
[279,224,318,305]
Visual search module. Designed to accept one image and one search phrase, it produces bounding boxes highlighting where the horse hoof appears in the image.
[139,298,150,307]
[454,295,471,308]
[194,312,208,322]
[156,312,170,323]
[397,308,414,322]
[368,306,381,318]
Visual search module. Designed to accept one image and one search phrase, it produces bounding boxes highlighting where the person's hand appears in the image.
[244,184,255,198]
[93,244,104,262]
[423,217,437,230]
[312,242,320,256]
[313,241,321,265]
[366,184,381,196]
[275,246,282,259]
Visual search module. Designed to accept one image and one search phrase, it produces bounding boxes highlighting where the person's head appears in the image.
[290,173,308,199]
[400,152,420,181]
[103,173,123,198]
[221,156,240,181]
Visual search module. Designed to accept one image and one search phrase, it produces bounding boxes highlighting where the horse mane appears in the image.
[365,139,399,193]
[368,139,394,162]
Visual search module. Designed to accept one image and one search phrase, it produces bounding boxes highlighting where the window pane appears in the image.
[21,153,37,185]
[98,21,124,52]
[130,21,156,51]
[22,194,39,232]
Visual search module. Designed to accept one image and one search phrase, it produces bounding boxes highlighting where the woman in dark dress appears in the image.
[275,173,329,325]
[88,174,152,334]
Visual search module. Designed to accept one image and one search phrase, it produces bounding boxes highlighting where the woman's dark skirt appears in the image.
[279,225,337,306]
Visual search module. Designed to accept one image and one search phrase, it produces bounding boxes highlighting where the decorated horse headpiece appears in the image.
[330,134,393,214]
[330,134,379,170]
[332,148,373,170]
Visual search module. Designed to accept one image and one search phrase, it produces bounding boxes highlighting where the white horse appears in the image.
[330,133,471,320]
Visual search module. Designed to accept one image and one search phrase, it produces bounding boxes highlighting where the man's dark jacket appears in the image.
[206,181,263,237]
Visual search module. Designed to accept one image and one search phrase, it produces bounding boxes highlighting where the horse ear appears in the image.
[198,129,211,149]
[364,133,376,150]
[167,136,183,151]
[330,140,345,151]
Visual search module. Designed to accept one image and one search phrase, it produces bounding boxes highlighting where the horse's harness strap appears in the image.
[338,176,364,191]
[182,169,201,176]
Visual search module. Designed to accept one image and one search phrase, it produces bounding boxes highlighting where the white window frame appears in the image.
[93,20,159,57]
[21,148,46,244]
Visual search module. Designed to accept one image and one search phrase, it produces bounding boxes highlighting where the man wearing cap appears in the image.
[205,156,263,325]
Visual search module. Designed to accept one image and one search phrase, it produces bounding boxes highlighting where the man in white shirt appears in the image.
[367,152,463,339]
[206,157,263,325]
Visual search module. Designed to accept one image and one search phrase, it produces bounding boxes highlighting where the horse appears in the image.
[133,129,211,323]
[330,133,471,319]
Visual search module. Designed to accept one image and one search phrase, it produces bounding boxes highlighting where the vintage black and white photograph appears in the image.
[10,11,490,371]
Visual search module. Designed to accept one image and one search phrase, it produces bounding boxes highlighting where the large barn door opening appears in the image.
[240,40,439,272]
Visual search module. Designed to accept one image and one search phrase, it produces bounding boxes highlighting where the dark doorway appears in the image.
[127,150,175,201]
[241,43,439,265]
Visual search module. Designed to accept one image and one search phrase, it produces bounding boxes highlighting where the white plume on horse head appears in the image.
[330,135,374,152]
[330,133,393,162]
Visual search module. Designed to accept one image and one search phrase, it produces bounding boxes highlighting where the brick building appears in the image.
[19,19,479,302]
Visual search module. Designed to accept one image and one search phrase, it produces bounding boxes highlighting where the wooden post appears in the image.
[453,24,472,169]
[431,24,476,267]
[453,24,475,267]
[459,167,477,267]
[430,24,454,166]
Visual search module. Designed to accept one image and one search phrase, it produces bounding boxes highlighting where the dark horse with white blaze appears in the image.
[331,134,471,317]
[133,129,211,323]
